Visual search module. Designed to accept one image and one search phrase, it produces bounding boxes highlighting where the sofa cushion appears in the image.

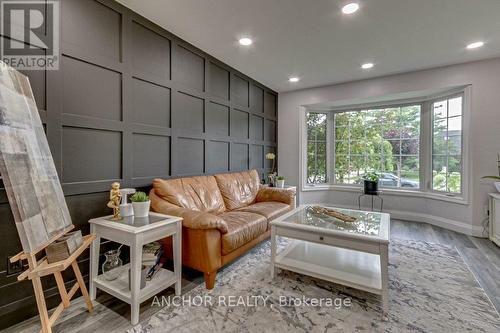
[219,211,267,255]
[236,201,291,223]
[214,170,261,210]
[153,176,226,214]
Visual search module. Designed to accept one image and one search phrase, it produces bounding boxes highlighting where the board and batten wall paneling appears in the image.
[0,0,277,329]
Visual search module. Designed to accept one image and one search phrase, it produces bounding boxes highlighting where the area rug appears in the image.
[129,239,500,333]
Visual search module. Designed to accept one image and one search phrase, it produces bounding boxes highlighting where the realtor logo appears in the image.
[1,0,60,70]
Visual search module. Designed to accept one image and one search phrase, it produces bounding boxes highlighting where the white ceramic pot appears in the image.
[495,182,500,193]
[276,180,285,188]
[120,203,134,217]
[132,201,150,218]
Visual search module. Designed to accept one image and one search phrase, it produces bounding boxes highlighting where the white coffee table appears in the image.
[270,205,390,313]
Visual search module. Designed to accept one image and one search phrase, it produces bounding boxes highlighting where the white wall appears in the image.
[278,57,500,237]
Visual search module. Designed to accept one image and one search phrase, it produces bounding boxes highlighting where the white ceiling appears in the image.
[116,0,500,93]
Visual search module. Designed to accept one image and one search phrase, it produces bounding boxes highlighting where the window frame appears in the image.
[330,103,422,189]
[300,87,470,204]
[306,112,329,184]
[429,93,465,196]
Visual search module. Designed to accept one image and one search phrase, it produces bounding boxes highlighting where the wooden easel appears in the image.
[10,231,97,333]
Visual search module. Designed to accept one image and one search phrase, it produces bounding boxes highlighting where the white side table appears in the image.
[89,212,182,325]
[489,193,500,247]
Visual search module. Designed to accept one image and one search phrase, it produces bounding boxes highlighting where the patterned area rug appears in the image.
[129,239,500,333]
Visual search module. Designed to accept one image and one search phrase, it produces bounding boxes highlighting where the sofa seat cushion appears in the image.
[219,211,267,255]
[236,201,291,223]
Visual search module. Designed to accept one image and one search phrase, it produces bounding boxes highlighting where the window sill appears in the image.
[302,184,469,205]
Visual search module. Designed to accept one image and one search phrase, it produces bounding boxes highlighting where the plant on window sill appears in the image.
[362,172,380,195]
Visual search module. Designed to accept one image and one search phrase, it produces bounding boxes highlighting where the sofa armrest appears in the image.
[255,186,296,205]
[150,191,228,234]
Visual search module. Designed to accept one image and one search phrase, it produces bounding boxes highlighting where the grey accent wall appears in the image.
[0,0,277,328]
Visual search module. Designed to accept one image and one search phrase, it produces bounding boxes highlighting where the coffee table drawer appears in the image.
[274,225,381,254]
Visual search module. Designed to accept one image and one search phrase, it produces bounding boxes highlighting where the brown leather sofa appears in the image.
[149,169,295,289]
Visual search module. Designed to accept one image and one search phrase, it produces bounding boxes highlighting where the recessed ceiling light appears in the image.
[289,77,300,83]
[466,41,484,49]
[342,3,360,15]
[238,37,253,46]
[361,63,374,69]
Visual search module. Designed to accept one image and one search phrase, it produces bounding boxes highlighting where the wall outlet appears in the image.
[7,257,24,276]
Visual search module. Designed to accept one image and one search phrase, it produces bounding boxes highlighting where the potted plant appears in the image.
[131,191,150,217]
[363,172,379,195]
[276,175,285,188]
[482,154,500,192]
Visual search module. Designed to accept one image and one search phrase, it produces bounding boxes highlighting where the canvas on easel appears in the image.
[0,61,94,333]
[0,61,73,254]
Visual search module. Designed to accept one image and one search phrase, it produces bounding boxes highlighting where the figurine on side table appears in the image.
[107,182,123,221]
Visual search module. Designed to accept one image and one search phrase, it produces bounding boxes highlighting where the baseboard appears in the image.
[389,209,485,238]
[317,202,485,238]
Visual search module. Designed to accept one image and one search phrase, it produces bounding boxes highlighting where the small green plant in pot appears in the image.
[276,175,285,188]
[363,172,380,195]
[482,154,500,193]
[131,191,150,218]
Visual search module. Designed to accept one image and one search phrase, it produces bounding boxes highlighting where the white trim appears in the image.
[302,184,469,205]
[314,202,484,237]
[305,85,469,112]
[326,112,334,182]
[299,105,308,198]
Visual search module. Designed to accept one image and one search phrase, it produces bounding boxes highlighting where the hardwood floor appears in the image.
[4,220,500,333]
[390,221,500,313]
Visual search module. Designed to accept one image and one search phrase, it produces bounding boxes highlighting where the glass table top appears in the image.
[105,215,166,228]
[281,206,383,237]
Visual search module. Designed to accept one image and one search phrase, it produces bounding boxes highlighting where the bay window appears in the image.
[305,91,466,198]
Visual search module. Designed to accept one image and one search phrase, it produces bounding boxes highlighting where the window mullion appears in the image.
[325,119,329,183]
[445,98,450,192]
[381,112,384,174]
[398,107,402,187]
[421,101,431,191]
[347,118,351,183]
